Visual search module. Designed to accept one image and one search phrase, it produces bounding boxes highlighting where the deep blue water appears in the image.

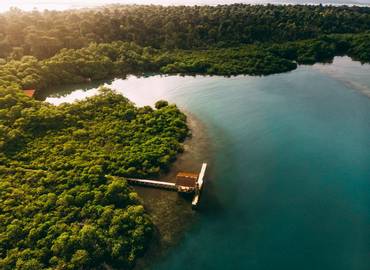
[48,57,370,270]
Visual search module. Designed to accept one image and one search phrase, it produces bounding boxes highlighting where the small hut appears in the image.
[175,172,199,193]
[23,89,36,98]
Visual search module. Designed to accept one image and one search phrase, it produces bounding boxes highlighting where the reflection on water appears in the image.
[313,56,370,97]
[41,80,109,101]
[46,57,370,107]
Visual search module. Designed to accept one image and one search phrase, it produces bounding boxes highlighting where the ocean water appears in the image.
[47,57,370,270]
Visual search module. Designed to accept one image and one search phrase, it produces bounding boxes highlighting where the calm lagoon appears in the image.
[47,57,370,270]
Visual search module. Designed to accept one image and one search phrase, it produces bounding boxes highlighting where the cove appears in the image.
[47,57,370,270]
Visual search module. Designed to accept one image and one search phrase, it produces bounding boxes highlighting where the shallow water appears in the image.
[47,57,370,270]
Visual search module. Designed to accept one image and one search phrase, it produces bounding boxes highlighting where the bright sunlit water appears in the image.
[47,57,370,270]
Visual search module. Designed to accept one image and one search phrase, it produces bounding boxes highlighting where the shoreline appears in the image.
[40,84,212,270]
[132,111,213,270]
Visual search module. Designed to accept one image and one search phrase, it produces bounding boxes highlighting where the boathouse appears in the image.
[23,89,36,98]
[176,172,199,193]
[125,163,207,208]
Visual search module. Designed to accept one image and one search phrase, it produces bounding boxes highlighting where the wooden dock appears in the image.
[191,163,207,208]
[125,163,208,208]
[126,178,177,191]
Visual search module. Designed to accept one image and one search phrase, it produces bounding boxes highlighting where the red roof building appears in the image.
[23,89,36,98]
[176,172,199,192]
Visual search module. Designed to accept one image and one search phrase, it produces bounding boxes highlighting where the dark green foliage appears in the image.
[1,5,370,58]
[1,33,369,99]
[158,33,370,76]
[161,46,298,76]
[0,4,369,269]
[0,87,189,269]
[155,100,169,109]
[0,5,369,96]
[347,33,370,62]
[0,42,161,95]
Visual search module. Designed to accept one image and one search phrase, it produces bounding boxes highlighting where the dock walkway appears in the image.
[125,163,207,208]
[126,178,177,191]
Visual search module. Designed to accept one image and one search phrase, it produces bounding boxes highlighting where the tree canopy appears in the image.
[0,5,369,97]
[0,87,189,269]
[0,33,369,98]
[0,4,369,269]
[0,4,370,59]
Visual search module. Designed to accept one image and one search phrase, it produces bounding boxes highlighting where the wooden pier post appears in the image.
[192,163,207,208]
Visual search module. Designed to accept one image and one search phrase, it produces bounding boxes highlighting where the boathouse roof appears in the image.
[176,172,198,188]
[23,89,36,98]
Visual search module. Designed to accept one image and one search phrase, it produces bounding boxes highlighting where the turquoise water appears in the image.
[47,57,370,270]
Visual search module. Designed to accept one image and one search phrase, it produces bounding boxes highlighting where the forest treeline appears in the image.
[0,4,369,96]
[0,4,370,269]
[0,87,188,269]
[0,33,369,97]
[1,4,370,59]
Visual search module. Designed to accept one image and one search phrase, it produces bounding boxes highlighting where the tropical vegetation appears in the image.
[1,4,370,59]
[1,4,370,269]
[0,86,188,269]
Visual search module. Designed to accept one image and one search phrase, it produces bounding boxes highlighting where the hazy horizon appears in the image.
[1,0,370,13]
